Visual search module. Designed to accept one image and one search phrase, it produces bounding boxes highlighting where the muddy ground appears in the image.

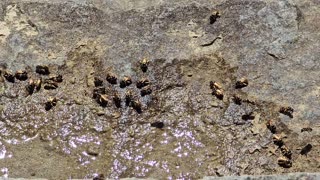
[0,0,320,179]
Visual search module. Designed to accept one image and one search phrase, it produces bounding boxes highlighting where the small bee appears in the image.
[266,119,277,134]
[36,65,50,75]
[140,58,150,72]
[26,79,35,95]
[151,121,164,129]
[47,74,63,83]
[113,92,121,108]
[232,95,242,105]
[241,112,255,120]
[3,71,15,83]
[209,81,222,90]
[212,89,224,100]
[44,81,58,90]
[279,106,294,118]
[280,145,292,159]
[35,78,42,91]
[94,77,103,87]
[300,144,312,156]
[235,78,248,89]
[273,134,284,147]
[125,90,133,106]
[136,78,150,89]
[120,76,132,88]
[277,156,292,168]
[45,97,57,111]
[106,73,117,84]
[97,94,109,107]
[209,10,221,24]
[141,86,152,96]
[93,87,106,99]
[131,99,142,113]
[15,70,28,81]
[93,174,105,180]
[301,127,312,133]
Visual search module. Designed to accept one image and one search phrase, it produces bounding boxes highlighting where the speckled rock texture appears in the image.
[0,0,319,179]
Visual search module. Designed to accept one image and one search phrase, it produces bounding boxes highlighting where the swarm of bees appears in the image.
[91,58,152,114]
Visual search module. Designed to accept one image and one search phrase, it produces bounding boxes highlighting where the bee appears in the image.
[209,10,221,24]
[140,58,150,72]
[94,77,103,87]
[35,78,42,91]
[272,134,284,147]
[277,156,292,168]
[151,121,164,129]
[26,79,35,95]
[93,87,106,99]
[36,65,50,75]
[120,76,132,88]
[232,95,242,105]
[235,78,248,89]
[241,112,255,120]
[136,78,150,89]
[300,144,312,156]
[209,81,222,90]
[141,86,152,96]
[125,90,133,106]
[44,81,58,90]
[93,174,105,180]
[45,97,57,111]
[212,89,224,100]
[131,99,142,113]
[3,71,15,83]
[15,70,28,81]
[280,145,292,159]
[106,73,117,84]
[301,127,312,133]
[266,119,277,134]
[113,92,121,108]
[97,94,109,107]
[47,74,63,83]
[279,106,294,118]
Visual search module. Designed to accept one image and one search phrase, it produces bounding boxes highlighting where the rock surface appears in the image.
[0,0,320,179]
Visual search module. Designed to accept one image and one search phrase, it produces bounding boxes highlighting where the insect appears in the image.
[94,77,103,87]
[151,121,164,129]
[97,94,109,107]
[3,71,15,83]
[301,127,312,133]
[280,145,292,159]
[35,79,42,91]
[266,119,277,134]
[106,73,117,84]
[277,156,292,168]
[235,78,248,89]
[26,79,35,95]
[120,76,132,88]
[210,81,222,90]
[279,106,294,118]
[36,65,50,75]
[44,81,58,90]
[140,58,150,72]
[241,112,255,120]
[232,95,242,105]
[273,134,284,147]
[93,87,106,99]
[300,144,312,156]
[141,86,152,96]
[47,74,63,83]
[125,90,133,106]
[113,92,121,108]
[45,97,57,111]
[15,70,28,81]
[210,81,224,100]
[93,174,105,180]
[209,10,221,24]
[131,100,142,113]
[136,78,150,89]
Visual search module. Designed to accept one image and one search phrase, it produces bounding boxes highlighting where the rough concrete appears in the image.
[0,0,320,179]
